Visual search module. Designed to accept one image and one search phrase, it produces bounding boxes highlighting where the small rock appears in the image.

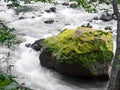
[19,17,25,20]
[70,3,77,8]
[62,2,69,6]
[87,23,92,28]
[50,7,56,12]
[88,19,93,22]
[81,23,92,28]
[81,25,85,27]
[6,4,13,9]
[31,39,44,51]
[89,26,92,28]
[25,43,31,47]
[45,10,51,13]
[44,19,54,24]
[38,15,42,17]
[100,13,113,21]
[93,16,99,20]
[31,16,35,18]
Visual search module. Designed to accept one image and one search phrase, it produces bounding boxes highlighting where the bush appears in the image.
[0,73,31,90]
[0,21,17,48]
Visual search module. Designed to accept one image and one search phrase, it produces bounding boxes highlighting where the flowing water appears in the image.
[0,0,117,90]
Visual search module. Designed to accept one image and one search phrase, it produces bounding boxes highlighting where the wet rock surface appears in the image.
[44,19,54,24]
[25,43,31,47]
[31,39,44,51]
[100,13,114,21]
[50,7,56,12]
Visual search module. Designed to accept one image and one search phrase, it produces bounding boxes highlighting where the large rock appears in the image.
[35,27,113,79]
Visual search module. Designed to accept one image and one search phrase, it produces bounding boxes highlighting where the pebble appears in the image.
[44,19,54,24]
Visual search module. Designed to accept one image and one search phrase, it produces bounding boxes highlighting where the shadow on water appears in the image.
[46,68,108,90]
[60,74,108,88]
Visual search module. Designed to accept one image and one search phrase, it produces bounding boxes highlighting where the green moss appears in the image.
[44,27,113,71]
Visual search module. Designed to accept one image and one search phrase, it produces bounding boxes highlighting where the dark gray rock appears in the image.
[6,4,13,9]
[50,7,56,12]
[45,10,51,13]
[25,43,31,47]
[100,13,113,21]
[19,17,25,20]
[31,16,35,18]
[62,2,69,6]
[81,23,92,28]
[70,3,77,8]
[44,19,54,24]
[31,39,44,51]
[93,16,99,20]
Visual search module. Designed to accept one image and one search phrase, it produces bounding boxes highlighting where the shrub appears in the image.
[0,21,17,48]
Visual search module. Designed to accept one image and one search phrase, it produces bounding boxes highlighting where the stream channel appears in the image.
[0,0,117,90]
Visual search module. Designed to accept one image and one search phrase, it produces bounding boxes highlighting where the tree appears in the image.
[107,0,120,90]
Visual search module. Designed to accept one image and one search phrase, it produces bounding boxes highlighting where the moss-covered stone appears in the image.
[43,27,113,75]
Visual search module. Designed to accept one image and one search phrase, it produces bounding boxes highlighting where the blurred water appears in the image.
[0,0,117,90]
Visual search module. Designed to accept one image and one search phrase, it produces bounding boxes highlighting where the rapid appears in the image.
[0,0,117,90]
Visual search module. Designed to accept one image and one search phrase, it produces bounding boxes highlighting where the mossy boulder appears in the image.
[36,27,113,79]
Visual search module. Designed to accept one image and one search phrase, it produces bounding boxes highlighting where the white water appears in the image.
[0,0,117,90]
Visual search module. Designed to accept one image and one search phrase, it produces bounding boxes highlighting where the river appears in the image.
[0,0,117,90]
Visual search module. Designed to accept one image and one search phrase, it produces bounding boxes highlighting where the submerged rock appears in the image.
[34,27,113,79]
[19,17,25,20]
[62,2,69,6]
[100,13,113,21]
[45,7,56,13]
[81,23,92,28]
[25,43,31,47]
[44,19,54,24]
[93,16,99,20]
[70,3,77,8]
[6,4,13,9]
[50,7,56,12]
[45,10,51,13]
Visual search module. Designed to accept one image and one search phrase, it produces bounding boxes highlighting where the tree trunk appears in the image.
[107,0,120,90]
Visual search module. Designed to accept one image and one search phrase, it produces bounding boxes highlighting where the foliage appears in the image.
[69,0,97,13]
[0,52,31,90]
[4,0,52,7]
[0,73,31,90]
[44,27,113,69]
[4,0,20,7]
[35,0,52,3]
[0,21,18,48]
